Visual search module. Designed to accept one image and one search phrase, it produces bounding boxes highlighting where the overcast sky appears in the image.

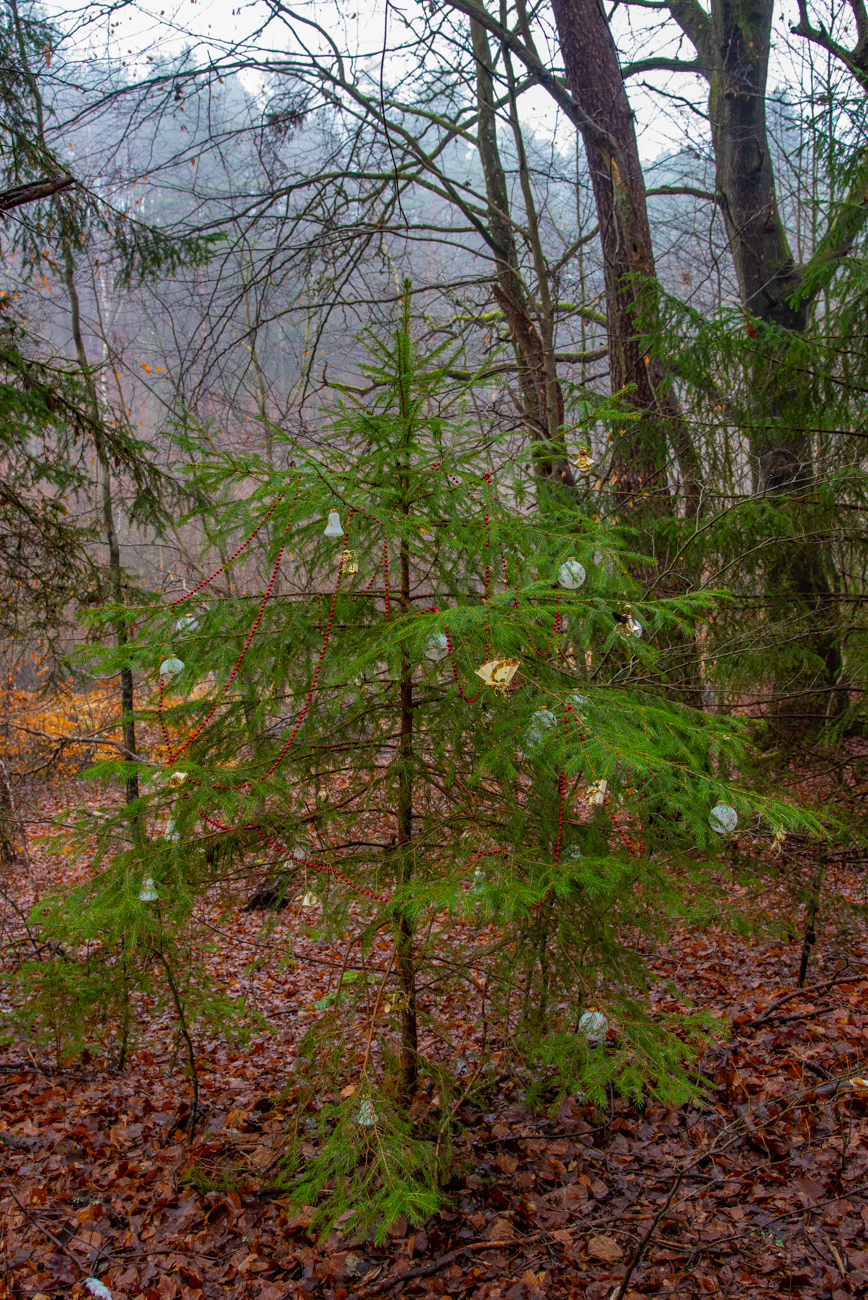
[46,0,829,165]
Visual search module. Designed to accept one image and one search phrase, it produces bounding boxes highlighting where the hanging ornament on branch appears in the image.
[586,778,608,806]
[612,604,643,639]
[424,632,449,662]
[557,558,587,590]
[519,707,556,759]
[567,692,590,719]
[574,447,595,474]
[339,548,359,574]
[475,658,519,692]
[324,510,344,538]
[579,1009,608,1041]
[139,877,159,902]
[709,804,738,835]
[159,656,184,683]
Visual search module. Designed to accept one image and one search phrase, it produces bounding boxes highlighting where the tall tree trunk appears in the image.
[665,0,845,730]
[12,0,139,799]
[63,250,140,803]
[470,18,575,489]
[394,362,418,1104]
[549,0,698,509]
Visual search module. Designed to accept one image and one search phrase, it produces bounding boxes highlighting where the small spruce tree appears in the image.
[18,285,817,1239]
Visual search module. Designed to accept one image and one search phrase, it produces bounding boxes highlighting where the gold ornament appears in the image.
[586,778,608,806]
[614,603,643,638]
[574,446,595,474]
[166,770,188,789]
[474,657,520,692]
[339,549,359,574]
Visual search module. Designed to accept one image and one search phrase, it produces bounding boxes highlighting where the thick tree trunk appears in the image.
[673,0,844,728]
[708,0,804,330]
[550,0,699,509]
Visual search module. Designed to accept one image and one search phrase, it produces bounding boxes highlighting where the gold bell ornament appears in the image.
[475,657,520,692]
[574,447,595,474]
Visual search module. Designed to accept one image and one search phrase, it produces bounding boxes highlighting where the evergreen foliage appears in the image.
[15,288,823,1236]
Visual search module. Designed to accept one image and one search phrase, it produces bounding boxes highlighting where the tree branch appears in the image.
[0,175,74,213]
[646,184,716,200]
[622,56,702,78]
[791,1,868,90]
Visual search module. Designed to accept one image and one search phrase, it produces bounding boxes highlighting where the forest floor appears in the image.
[1,779,867,1300]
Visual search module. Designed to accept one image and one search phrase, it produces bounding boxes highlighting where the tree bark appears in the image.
[707,0,805,330]
[470,18,575,489]
[63,250,140,805]
[663,0,846,727]
[549,0,699,509]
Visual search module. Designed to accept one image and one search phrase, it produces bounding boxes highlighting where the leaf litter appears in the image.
[1,778,867,1300]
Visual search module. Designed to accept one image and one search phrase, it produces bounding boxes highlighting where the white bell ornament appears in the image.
[324,510,344,538]
[139,877,159,902]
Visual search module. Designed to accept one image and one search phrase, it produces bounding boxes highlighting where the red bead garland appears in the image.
[154,473,644,914]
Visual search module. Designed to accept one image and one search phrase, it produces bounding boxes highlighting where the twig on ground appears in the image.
[611,1168,685,1300]
[745,967,859,1025]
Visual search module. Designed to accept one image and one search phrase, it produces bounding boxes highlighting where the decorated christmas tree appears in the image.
[22,285,812,1239]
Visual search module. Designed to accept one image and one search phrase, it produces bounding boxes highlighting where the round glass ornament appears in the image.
[424,632,449,662]
[519,707,557,759]
[709,804,738,835]
[579,1010,608,1040]
[557,558,587,590]
[159,656,184,683]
